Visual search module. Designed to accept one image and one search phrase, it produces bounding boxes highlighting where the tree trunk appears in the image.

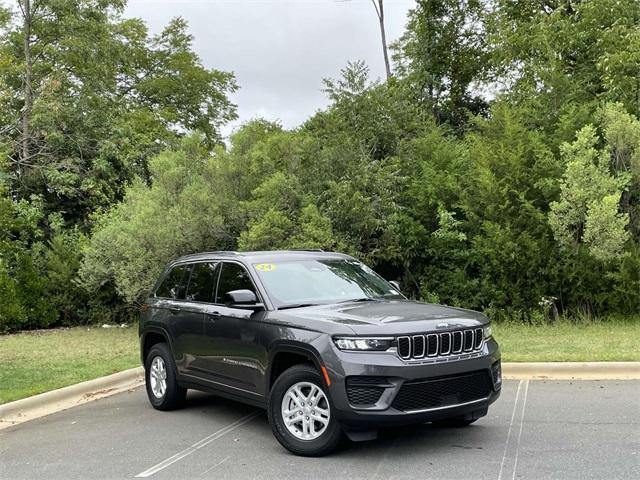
[372,0,392,80]
[20,0,33,176]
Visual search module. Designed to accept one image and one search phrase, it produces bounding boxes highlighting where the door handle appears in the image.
[169,308,180,315]
[206,311,220,320]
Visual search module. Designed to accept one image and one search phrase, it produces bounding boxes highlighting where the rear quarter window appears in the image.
[155,264,191,299]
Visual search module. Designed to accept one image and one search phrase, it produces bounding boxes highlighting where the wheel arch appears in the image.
[267,342,325,392]
[140,327,173,365]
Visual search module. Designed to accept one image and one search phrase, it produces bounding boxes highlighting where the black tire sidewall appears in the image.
[268,365,342,456]
[144,343,185,411]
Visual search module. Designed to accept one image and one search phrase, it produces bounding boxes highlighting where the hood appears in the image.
[274,299,488,336]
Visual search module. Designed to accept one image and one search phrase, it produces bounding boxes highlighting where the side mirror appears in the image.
[224,289,262,309]
[389,280,401,291]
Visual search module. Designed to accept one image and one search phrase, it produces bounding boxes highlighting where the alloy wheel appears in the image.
[149,356,167,399]
[281,381,331,441]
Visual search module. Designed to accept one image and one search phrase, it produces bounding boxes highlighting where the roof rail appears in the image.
[288,248,325,252]
[180,251,239,257]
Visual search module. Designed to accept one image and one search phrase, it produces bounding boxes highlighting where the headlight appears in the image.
[333,337,394,351]
[483,324,492,340]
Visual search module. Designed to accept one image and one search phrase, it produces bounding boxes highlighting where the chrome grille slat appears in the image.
[397,336,411,359]
[397,328,484,361]
[463,330,473,352]
[474,328,483,349]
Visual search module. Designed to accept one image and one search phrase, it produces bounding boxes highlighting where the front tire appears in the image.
[268,364,342,456]
[144,343,186,411]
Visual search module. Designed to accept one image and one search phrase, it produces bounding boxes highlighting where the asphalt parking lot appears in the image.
[1,380,638,480]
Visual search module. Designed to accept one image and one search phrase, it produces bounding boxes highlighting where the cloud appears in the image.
[125,0,414,136]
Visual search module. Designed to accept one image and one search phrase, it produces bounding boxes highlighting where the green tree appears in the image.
[79,135,233,304]
[454,105,560,316]
[0,181,55,331]
[486,0,640,142]
[392,0,488,127]
[18,0,640,327]
[0,2,237,329]
[0,2,237,226]
[549,122,630,262]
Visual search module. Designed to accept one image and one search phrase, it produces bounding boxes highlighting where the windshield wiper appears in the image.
[280,298,378,309]
[278,303,321,310]
[336,297,378,304]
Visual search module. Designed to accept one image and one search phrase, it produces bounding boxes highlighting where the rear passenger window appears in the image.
[186,262,218,302]
[215,262,257,303]
[155,265,190,299]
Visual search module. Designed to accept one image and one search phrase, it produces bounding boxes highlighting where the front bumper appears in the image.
[321,338,502,428]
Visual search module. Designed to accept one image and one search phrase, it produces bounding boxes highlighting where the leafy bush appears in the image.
[3,1,640,330]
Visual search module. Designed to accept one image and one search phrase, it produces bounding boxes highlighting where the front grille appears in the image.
[346,377,385,406]
[391,370,492,412]
[397,327,484,360]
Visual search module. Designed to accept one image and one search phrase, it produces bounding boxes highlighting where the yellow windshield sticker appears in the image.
[254,263,276,272]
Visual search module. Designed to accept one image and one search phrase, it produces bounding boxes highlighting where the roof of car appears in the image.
[172,250,354,265]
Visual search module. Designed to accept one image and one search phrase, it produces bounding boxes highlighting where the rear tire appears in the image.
[144,343,186,411]
[268,364,342,456]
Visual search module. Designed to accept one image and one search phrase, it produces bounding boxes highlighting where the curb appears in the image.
[502,361,640,380]
[0,367,144,430]
[1,362,639,430]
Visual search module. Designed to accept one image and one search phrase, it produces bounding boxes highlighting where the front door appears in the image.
[201,261,266,396]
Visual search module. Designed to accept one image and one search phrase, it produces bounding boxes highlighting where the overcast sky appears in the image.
[124,0,415,137]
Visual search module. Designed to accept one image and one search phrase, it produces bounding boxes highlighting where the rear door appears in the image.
[153,263,199,376]
[180,261,220,377]
[201,261,267,396]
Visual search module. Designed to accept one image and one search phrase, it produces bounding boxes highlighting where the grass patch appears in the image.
[494,318,640,362]
[0,325,139,404]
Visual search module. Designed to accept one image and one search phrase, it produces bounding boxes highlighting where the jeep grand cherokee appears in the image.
[140,250,501,456]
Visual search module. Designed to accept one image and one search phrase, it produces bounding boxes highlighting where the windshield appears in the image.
[252,258,403,308]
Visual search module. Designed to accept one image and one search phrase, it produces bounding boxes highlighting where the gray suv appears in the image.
[140,250,501,456]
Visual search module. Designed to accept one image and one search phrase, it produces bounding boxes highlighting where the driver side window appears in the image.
[215,262,256,304]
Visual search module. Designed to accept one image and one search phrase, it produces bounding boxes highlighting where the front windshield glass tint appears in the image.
[252,259,401,308]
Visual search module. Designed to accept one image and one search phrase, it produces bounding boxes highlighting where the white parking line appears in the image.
[512,381,529,479]
[135,411,260,478]
[498,380,523,480]
[498,380,530,480]
[199,456,228,477]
